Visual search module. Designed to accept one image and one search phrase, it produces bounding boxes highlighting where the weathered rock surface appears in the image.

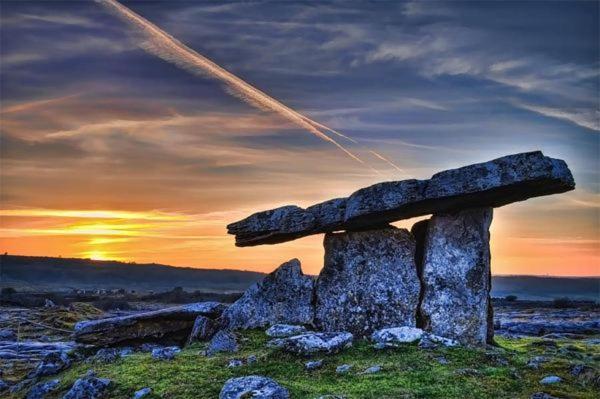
[228,152,574,246]
[371,327,424,346]
[268,332,353,356]
[314,227,420,336]
[133,387,152,399]
[420,208,493,346]
[151,346,180,360]
[206,330,238,356]
[74,302,226,346]
[266,324,308,338]
[0,328,16,341]
[187,315,219,345]
[219,376,289,399]
[221,259,314,330]
[26,379,60,399]
[540,376,562,385]
[63,372,111,399]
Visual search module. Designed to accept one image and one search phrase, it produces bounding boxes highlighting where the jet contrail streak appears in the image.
[97,0,365,165]
[369,150,404,173]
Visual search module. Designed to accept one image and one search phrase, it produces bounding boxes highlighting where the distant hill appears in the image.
[0,255,264,292]
[0,255,598,300]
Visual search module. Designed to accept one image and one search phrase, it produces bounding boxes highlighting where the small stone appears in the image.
[530,393,560,399]
[268,332,353,356]
[207,330,238,356]
[426,334,459,347]
[266,324,308,338]
[246,354,258,364]
[90,348,122,363]
[26,379,60,399]
[63,374,111,399]
[219,375,289,399]
[133,387,152,399]
[28,351,71,379]
[305,360,323,370]
[336,364,352,374]
[151,346,180,361]
[540,375,562,385]
[527,356,548,369]
[44,299,56,308]
[140,343,161,353]
[0,329,16,341]
[361,365,381,374]
[371,327,424,347]
[227,359,244,368]
[435,356,449,365]
[455,368,482,377]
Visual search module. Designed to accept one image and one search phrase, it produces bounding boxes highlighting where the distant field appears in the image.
[1,255,598,300]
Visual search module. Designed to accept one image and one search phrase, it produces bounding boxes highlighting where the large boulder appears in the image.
[268,332,353,356]
[219,376,289,399]
[314,227,420,337]
[419,207,494,346]
[221,259,314,330]
[74,302,226,346]
[62,372,111,399]
[228,152,574,246]
[187,315,219,345]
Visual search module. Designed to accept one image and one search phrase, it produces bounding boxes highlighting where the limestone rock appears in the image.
[26,379,60,399]
[228,152,574,246]
[133,387,152,399]
[0,328,16,341]
[266,324,308,338]
[221,259,314,330]
[151,346,180,360]
[336,364,352,374]
[74,302,226,346]
[371,327,424,347]
[187,315,218,345]
[219,376,289,399]
[305,360,323,370]
[206,330,238,356]
[62,373,111,399]
[268,332,353,356]
[540,376,562,385]
[315,227,420,336]
[420,207,493,346]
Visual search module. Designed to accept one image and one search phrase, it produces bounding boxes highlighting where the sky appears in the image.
[0,0,598,276]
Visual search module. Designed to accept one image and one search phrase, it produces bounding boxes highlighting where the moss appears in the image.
[10,332,599,399]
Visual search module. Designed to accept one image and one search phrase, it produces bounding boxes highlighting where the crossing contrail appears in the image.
[96,0,366,165]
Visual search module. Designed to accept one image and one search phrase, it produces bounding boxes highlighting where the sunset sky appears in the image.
[1,1,598,276]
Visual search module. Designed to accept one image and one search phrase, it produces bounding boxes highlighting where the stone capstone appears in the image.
[419,208,494,346]
[73,302,226,346]
[221,259,314,330]
[219,376,289,399]
[314,227,420,337]
[228,152,574,246]
[268,332,353,356]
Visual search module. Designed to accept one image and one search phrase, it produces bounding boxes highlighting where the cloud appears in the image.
[515,102,599,132]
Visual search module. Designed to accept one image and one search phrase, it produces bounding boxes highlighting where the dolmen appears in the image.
[227,152,575,346]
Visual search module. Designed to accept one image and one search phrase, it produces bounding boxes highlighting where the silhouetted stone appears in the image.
[221,259,314,330]
[314,227,419,336]
[73,302,226,346]
[228,152,574,246]
[420,207,493,346]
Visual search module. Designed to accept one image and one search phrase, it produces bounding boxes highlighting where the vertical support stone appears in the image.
[314,226,420,337]
[419,207,493,346]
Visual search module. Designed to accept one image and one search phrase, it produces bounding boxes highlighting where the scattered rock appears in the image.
[74,302,226,346]
[336,364,352,374]
[227,359,244,368]
[247,354,258,364]
[315,227,420,337]
[219,375,289,399]
[361,365,381,374]
[28,351,71,378]
[305,360,323,370]
[221,259,314,330]
[140,343,162,353]
[530,393,560,399]
[90,347,131,363]
[268,332,353,356]
[26,379,60,399]
[63,373,111,399]
[570,364,599,386]
[527,356,548,369]
[435,356,449,365]
[0,380,8,393]
[418,335,437,350]
[44,299,56,308]
[371,327,424,347]
[420,207,493,346]
[426,334,459,347]
[206,330,238,356]
[540,375,562,385]
[151,346,180,361]
[266,324,308,338]
[501,321,600,336]
[133,387,152,399]
[0,329,16,341]
[187,315,219,345]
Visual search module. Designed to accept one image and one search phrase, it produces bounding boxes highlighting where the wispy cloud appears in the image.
[514,102,599,132]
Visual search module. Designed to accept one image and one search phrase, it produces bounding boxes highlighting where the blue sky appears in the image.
[1,1,598,275]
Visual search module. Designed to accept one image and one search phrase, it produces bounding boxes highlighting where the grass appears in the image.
[11,331,599,399]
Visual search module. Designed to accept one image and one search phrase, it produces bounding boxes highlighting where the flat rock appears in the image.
[221,259,314,330]
[314,227,420,337]
[371,327,424,346]
[305,359,324,370]
[540,375,562,385]
[133,388,152,399]
[268,332,353,356]
[219,376,289,399]
[74,302,226,346]
[228,152,574,246]
[419,208,494,346]
[266,324,308,338]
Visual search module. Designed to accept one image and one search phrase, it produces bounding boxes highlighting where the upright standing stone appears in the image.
[221,259,314,330]
[420,207,493,346]
[314,226,420,337]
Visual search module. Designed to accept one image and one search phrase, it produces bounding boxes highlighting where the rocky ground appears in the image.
[0,298,598,399]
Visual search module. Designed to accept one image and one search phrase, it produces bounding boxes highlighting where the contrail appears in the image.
[96,0,365,164]
[369,150,404,173]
